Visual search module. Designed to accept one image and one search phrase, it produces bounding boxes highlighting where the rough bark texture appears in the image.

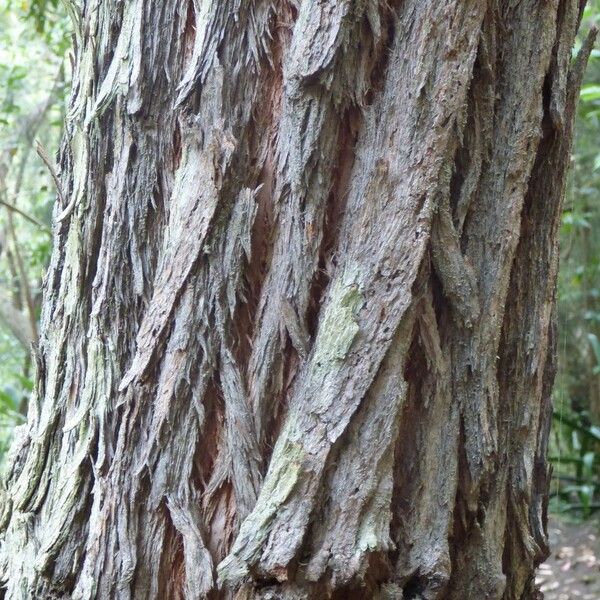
[0,1,594,599]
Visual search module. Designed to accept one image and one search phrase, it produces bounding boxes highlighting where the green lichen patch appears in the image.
[217,438,306,586]
[313,277,363,366]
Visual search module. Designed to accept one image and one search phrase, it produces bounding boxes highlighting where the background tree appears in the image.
[0,1,595,599]
[0,1,69,455]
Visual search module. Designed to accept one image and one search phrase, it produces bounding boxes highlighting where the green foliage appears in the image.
[550,411,600,517]
[26,0,60,32]
[0,0,69,465]
[4,0,70,48]
[552,2,600,518]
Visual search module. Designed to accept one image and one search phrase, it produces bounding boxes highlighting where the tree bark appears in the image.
[0,1,593,599]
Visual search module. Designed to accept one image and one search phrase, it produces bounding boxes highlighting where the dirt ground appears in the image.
[536,516,600,599]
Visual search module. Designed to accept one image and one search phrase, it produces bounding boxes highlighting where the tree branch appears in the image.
[0,199,51,234]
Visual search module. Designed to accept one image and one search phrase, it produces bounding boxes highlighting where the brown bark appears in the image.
[0,1,593,599]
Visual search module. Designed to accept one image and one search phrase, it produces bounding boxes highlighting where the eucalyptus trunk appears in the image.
[0,1,593,599]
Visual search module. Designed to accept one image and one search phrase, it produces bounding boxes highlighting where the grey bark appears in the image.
[0,1,593,599]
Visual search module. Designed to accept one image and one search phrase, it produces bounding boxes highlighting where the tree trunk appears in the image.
[0,1,593,599]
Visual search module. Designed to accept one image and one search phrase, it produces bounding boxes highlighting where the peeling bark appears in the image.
[0,1,593,599]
